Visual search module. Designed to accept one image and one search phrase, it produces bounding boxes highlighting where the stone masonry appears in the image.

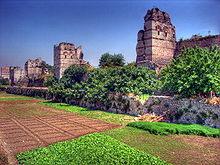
[54,42,88,80]
[1,67,10,79]
[25,58,47,79]
[136,8,220,68]
[9,67,26,85]
[136,8,176,68]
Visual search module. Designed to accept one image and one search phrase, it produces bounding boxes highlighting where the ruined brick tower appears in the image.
[54,42,87,79]
[136,8,176,68]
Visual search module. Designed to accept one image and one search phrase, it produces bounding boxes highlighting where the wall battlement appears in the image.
[136,8,220,69]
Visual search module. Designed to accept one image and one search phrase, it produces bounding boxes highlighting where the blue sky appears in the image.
[0,0,219,68]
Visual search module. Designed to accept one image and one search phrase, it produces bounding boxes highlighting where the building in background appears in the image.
[136,8,220,69]
[1,67,10,79]
[54,42,88,80]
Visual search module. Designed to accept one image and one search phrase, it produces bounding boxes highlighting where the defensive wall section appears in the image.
[175,35,220,57]
[1,87,219,128]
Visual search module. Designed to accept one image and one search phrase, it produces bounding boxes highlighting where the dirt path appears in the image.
[0,99,120,164]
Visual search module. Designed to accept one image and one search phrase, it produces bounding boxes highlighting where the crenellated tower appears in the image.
[136,8,176,68]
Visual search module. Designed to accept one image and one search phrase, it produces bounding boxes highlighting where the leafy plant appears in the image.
[17,133,170,165]
[161,46,220,97]
[99,53,125,68]
[128,121,220,137]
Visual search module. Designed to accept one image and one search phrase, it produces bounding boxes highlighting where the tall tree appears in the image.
[99,53,125,68]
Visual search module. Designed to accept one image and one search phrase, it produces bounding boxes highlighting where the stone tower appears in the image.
[25,58,44,79]
[136,8,176,68]
[54,42,87,80]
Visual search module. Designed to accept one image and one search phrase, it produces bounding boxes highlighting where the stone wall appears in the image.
[136,8,176,68]
[0,67,10,79]
[25,58,46,79]
[0,87,52,99]
[1,87,219,128]
[9,67,26,85]
[54,42,88,80]
[175,35,220,57]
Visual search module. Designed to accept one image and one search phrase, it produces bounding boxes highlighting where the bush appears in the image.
[0,78,10,86]
[49,65,161,104]
[99,53,125,68]
[161,46,220,97]
[61,65,88,88]
[17,133,170,165]
[128,121,220,138]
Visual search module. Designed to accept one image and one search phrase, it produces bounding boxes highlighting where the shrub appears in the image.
[49,65,161,105]
[161,46,220,97]
[99,53,125,68]
[17,133,170,165]
[128,121,220,137]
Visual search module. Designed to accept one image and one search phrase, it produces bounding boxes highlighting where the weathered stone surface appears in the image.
[54,42,88,80]
[25,58,47,79]
[136,8,176,68]
[0,67,10,79]
[136,8,220,69]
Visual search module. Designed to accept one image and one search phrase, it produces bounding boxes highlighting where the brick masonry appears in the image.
[136,8,220,68]
[54,42,88,80]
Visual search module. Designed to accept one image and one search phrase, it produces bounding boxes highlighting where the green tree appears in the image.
[99,53,125,68]
[161,46,220,97]
[60,65,88,88]
[0,78,10,86]
[41,61,54,74]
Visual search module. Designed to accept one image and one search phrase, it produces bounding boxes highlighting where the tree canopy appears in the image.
[161,46,220,97]
[99,53,125,68]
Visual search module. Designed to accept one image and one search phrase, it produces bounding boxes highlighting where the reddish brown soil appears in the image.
[0,100,120,164]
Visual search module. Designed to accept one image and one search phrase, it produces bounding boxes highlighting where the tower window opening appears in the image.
[65,55,67,58]
[165,32,167,37]
[158,31,160,35]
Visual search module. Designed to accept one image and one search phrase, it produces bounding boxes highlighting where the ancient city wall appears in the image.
[0,87,52,99]
[1,87,219,128]
[175,35,220,57]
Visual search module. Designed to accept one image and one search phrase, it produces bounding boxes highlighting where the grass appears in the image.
[0,97,34,101]
[41,102,134,125]
[16,133,170,165]
[139,94,151,100]
[103,127,220,165]
[128,121,220,138]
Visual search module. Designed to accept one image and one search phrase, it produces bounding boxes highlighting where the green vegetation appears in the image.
[17,133,170,165]
[60,65,88,88]
[161,46,220,97]
[139,94,151,100]
[0,97,34,101]
[99,53,125,68]
[128,121,220,137]
[49,65,160,105]
[0,78,10,86]
[41,102,134,125]
[103,127,219,165]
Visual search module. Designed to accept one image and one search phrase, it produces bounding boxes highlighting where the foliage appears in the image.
[60,65,88,88]
[161,46,220,97]
[49,65,161,105]
[99,53,125,68]
[41,102,134,125]
[43,76,57,87]
[0,97,34,101]
[0,78,10,86]
[17,133,170,165]
[40,60,54,74]
[128,121,220,138]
